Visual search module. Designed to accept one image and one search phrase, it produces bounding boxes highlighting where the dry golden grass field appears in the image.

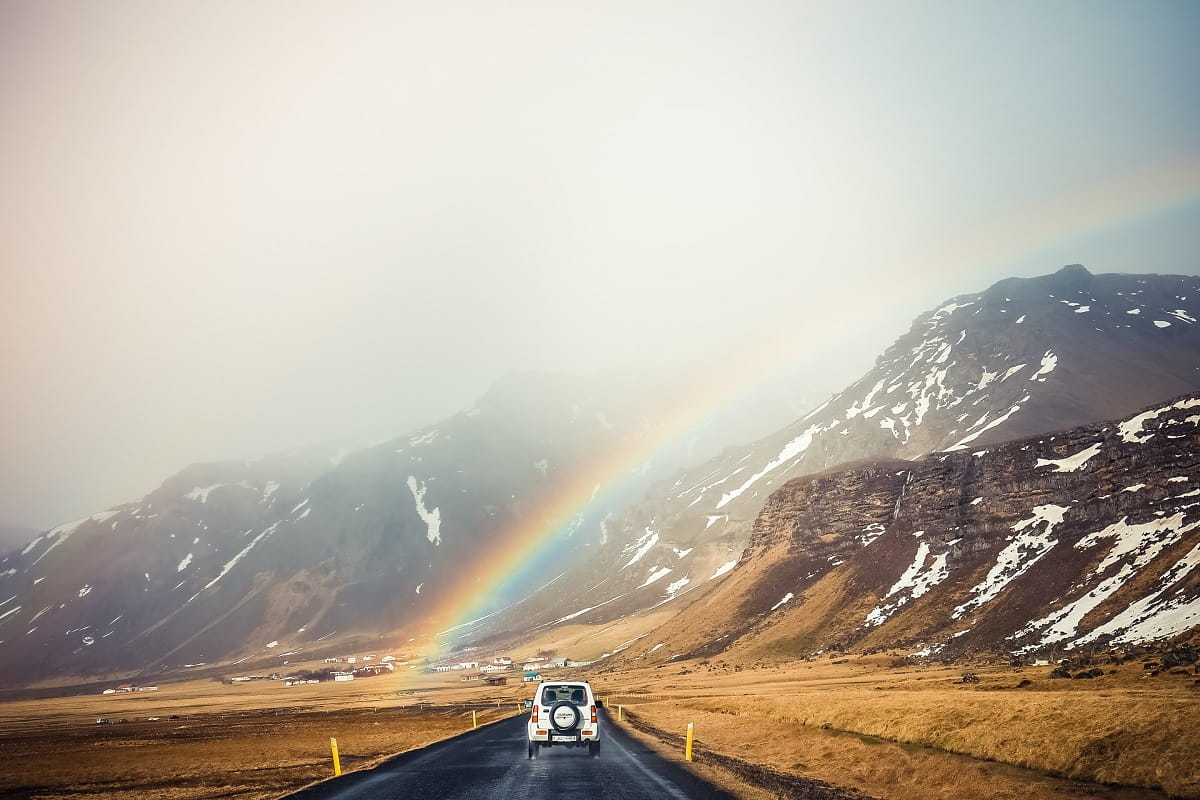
[588,655,1200,800]
[0,670,526,800]
[2,647,1197,800]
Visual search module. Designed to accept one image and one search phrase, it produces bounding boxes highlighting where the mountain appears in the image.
[4,265,1198,686]
[0,369,800,685]
[599,392,1200,665]
[498,265,1200,635]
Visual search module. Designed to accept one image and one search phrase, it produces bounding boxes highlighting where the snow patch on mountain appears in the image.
[665,576,690,596]
[865,541,950,626]
[1029,351,1058,382]
[716,423,828,509]
[1074,541,1200,645]
[1018,515,1200,649]
[1036,442,1102,473]
[623,529,659,569]
[953,505,1069,619]
[187,522,280,603]
[406,477,442,546]
[409,430,440,447]
[710,560,738,580]
[187,482,254,502]
[858,523,887,547]
[640,567,672,587]
[770,592,794,611]
[30,510,120,567]
[1118,397,1200,444]
[946,404,1024,451]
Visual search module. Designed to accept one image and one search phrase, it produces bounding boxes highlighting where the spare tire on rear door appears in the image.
[549,701,581,732]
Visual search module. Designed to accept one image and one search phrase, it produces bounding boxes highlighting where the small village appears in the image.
[96,651,584,693]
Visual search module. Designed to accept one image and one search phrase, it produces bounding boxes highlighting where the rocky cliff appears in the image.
[609,393,1200,663]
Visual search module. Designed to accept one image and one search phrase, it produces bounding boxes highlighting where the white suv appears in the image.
[525,681,601,758]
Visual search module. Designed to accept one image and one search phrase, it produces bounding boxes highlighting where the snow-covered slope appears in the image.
[507,265,1200,634]
[661,264,1200,517]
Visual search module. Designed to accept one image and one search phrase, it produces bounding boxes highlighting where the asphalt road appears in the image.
[285,710,738,800]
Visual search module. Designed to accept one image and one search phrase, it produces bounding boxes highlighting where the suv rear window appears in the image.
[541,685,587,704]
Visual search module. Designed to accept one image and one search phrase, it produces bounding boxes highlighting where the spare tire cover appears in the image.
[549,701,581,732]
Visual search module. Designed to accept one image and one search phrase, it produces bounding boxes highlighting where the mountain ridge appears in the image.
[511,265,1200,640]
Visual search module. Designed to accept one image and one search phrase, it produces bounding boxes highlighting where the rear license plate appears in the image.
[551,735,576,742]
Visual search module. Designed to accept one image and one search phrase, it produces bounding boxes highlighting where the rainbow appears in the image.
[409,152,1200,662]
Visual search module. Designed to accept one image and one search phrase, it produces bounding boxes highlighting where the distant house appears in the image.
[491,656,512,666]
[432,664,454,673]
[522,672,542,683]
[381,655,396,662]
[480,663,511,674]
[101,688,116,695]
[353,664,392,677]
[547,658,573,668]
[346,657,357,664]
[482,675,508,686]
[333,672,355,682]
[523,662,545,671]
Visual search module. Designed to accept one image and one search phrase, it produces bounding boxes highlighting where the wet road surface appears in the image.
[285,710,737,800]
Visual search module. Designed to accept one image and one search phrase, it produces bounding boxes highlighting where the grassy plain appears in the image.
[1,649,1196,800]
[0,670,526,800]
[589,655,1200,800]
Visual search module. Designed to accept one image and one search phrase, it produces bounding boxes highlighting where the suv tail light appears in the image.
[590,705,597,723]
[532,706,539,723]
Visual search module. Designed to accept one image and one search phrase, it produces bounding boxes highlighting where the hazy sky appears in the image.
[3,1,1199,528]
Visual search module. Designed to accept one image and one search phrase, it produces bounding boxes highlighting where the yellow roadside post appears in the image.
[472,710,477,729]
[330,737,342,776]
[617,705,623,721]
[685,722,694,761]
